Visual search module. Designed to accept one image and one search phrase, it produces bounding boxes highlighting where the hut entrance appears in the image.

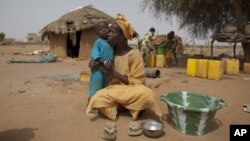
[66,31,82,58]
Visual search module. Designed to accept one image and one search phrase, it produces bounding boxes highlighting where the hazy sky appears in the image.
[0,0,197,44]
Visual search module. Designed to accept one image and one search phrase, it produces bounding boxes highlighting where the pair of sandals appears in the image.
[102,122,117,141]
[128,121,142,136]
[102,121,142,140]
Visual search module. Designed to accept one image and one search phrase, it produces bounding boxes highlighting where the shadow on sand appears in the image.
[0,128,37,141]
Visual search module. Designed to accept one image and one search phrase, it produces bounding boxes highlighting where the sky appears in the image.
[0,0,206,44]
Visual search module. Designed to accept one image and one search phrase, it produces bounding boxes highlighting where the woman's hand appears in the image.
[90,60,129,84]
[89,59,114,76]
[104,61,112,69]
[102,61,114,76]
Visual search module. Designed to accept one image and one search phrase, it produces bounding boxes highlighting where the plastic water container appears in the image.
[160,91,226,136]
[196,59,208,78]
[225,59,239,75]
[165,51,172,67]
[186,58,197,77]
[244,62,250,74]
[156,47,165,55]
[148,54,155,67]
[145,69,160,78]
[80,71,90,82]
[155,55,165,68]
[208,60,222,80]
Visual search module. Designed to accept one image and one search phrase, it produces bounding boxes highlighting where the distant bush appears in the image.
[0,32,5,41]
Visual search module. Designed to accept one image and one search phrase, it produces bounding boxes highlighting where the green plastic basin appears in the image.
[160,91,226,136]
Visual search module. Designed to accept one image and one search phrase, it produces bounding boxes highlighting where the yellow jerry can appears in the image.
[196,59,208,78]
[244,62,250,74]
[148,54,155,68]
[155,55,165,68]
[225,59,239,75]
[80,71,90,83]
[208,60,222,80]
[186,58,197,77]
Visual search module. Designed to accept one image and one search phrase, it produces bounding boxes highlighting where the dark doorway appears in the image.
[66,31,82,58]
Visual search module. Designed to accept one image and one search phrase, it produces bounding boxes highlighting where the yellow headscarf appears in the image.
[116,13,135,40]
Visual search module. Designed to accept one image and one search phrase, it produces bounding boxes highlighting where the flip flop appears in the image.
[128,121,142,136]
[102,131,117,141]
[102,122,117,141]
[243,104,250,113]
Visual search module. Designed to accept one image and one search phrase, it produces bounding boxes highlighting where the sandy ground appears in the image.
[0,44,249,141]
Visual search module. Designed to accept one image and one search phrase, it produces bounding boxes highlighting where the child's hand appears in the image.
[89,59,100,70]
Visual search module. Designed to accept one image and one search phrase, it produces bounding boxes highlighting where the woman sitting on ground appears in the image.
[86,13,162,121]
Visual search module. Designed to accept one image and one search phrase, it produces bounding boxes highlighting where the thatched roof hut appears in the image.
[41,5,114,59]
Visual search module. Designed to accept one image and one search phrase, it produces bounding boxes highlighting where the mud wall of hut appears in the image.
[49,32,67,57]
[79,28,99,60]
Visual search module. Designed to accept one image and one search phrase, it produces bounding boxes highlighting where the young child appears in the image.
[88,21,113,100]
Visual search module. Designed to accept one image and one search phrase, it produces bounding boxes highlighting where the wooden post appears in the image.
[211,39,215,59]
[233,42,236,58]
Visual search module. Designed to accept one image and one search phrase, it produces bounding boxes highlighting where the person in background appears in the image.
[171,34,179,66]
[86,13,162,121]
[156,31,175,67]
[140,27,156,67]
[88,21,113,101]
[165,31,175,67]
[219,53,230,74]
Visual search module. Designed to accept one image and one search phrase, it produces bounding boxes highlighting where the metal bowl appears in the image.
[141,119,164,138]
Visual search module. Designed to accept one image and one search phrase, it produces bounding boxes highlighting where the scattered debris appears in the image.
[243,77,250,80]
[8,54,57,63]
[182,80,189,83]
[243,104,250,113]
[13,49,50,56]
[18,89,26,93]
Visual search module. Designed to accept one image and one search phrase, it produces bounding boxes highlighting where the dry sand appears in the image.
[0,44,249,141]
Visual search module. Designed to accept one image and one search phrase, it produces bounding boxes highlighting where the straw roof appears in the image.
[41,5,114,37]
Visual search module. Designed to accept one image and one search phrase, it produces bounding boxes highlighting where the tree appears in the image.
[141,0,250,62]
[0,32,5,41]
